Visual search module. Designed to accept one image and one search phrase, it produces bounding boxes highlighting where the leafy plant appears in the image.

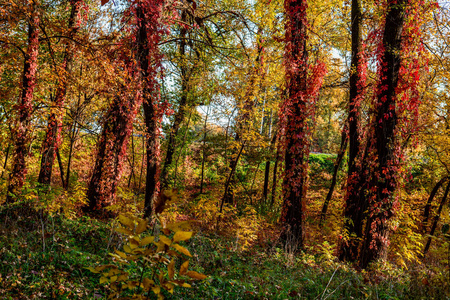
[88,213,206,299]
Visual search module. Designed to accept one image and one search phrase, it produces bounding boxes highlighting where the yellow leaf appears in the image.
[152,286,161,294]
[110,275,118,283]
[168,259,175,280]
[143,277,154,290]
[115,250,127,259]
[173,231,193,243]
[159,235,172,246]
[140,236,155,246]
[100,276,108,284]
[86,267,99,273]
[136,219,148,234]
[173,244,192,257]
[123,245,132,253]
[115,227,133,235]
[118,215,134,229]
[186,271,207,280]
[182,282,192,288]
[179,261,189,275]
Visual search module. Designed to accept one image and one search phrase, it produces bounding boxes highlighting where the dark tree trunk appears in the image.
[200,109,209,194]
[143,100,160,218]
[271,147,280,206]
[56,147,66,189]
[359,0,406,269]
[38,0,81,186]
[1,144,10,179]
[320,128,348,225]
[7,5,39,203]
[161,12,189,187]
[423,176,448,232]
[423,181,450,256]
[262,160,271,202]
[135,2,164,218]
[339,0,364,262]
[85,95,135,212]
[280,0,308,250]
[220,142,246,213]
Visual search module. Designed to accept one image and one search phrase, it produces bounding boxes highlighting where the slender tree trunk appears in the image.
[161,12,189,187]
[174,111,192,183]
[56,147,66,189]
[280,0,309,250]
[7,4,40,203]
[320,128,348,225]
[200,108,209,194]
[1,144,10,179]
[271,146,280,206]
[128,130,136,188]
[423,176,448,231]
[220,141,246,213]
[65,122,76,189]
[339,0,364,262]
[135,1,164,218]
[423,181,450,256]
[263,127,277,202]
[38,0,81,186]
[359,0,406,268]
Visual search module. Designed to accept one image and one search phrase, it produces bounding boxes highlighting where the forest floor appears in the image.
[0,194,449,300]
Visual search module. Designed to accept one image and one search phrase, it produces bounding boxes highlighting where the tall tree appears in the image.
[280,0,326,249]
[6,1,40,203]
[37,0,82,187]
[339,0,366,262]
[359,0,407,268]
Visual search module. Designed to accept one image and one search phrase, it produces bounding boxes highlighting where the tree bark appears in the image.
[339,0,364,262]
[280,0,308,250]
[85,95,135,212]
[320,128,348,225]
[160,11,189,187]
[359,0,406,269]
[38,0,81,186]
[135,1,164,218]
[7,3,40,203]
[1,144,10,179]
[423,181,450,256]
[423,176,448,232]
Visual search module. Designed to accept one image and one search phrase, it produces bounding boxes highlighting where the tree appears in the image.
[358,0,407,268]
[280,0,326,249]
[6,0,40,203]
[37,0,82,187]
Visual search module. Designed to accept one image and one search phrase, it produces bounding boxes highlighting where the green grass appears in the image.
[0,203,448,299]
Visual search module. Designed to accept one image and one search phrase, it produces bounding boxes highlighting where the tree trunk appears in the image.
[7,4,40,203]
[56,147,66,189]
[339,0,364,262]
[423,181,450,256]
[271,147,280,206]
[85,95,136,212]
[423,176,448,232]
[320,128,348,225]
[1,144,10,179]
[161,12,189,187]
[135,1,164,218]
[280,0,308,250]
[200,108,209,194]
[38,0,81,186]
[359,0,406,269]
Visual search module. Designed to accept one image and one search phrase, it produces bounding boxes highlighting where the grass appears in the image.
[0,201,449,299]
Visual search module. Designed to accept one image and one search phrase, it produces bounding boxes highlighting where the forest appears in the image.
[0,0,450,298]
